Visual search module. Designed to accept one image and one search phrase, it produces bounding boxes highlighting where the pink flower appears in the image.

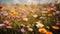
[50,7,56,12]
[1,11,8,17]
[19,11,25,15]
[21,9,25,11]
[3,13,8,17]
[3,20,9,25]
[56,22,60,26]
[21,28,26,33]
[12,16,16,19]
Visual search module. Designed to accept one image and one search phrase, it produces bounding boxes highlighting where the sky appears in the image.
[0,0,60,4]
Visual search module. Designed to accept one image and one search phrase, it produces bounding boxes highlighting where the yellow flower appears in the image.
[13,12,18,16]
[9,13,13,16]
[38,28,47,33]
[28,28,33,31]
[52,26,59,30]
[10,8,15,12]
[48,14,52,16]
[26,26,30,28]
[46,31,53,34]
[47,9,50,11]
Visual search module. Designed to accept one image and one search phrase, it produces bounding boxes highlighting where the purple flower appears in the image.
[55,14,60,18]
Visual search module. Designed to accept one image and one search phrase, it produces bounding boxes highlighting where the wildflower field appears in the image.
[0,3,60,34]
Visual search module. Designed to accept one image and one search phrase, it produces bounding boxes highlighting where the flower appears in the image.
[1,11,8,17]
[36,23,44,28]
[42,14,46,16]
[36,21,40,24]
[6,26,12,29]
[9,13,13,16]
[30,10,35,13]
[0,24,5,27]
[28,28,33,32]
[46,26,50,29]
[38,28,47,33]
[3,13,8,17]
[33,14,38,18]
[20,24,25,27]
[56,11,60,14]
[21,28,26,33]
[56,22,60,26]
[22,15,27,18]
[3,20,9,25]
[12,16,16,19]
[23,18,28,21]
[52,26,59,30]
[47,9,50,11]
[50,7,56,12]
[56,21,60,23]
[42,11,48,13]
[19,11,25,15]
[43,8,47,11]
[48,14,52,16]
[53,12,56,15]
[55,14,60,18]
[26,25,30,28]
[40,16,46,20]
[13,12,18,16]
[46,31,53,34]
[36,21,44,28]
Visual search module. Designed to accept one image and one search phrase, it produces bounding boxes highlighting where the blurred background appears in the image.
[0,0,60,4]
